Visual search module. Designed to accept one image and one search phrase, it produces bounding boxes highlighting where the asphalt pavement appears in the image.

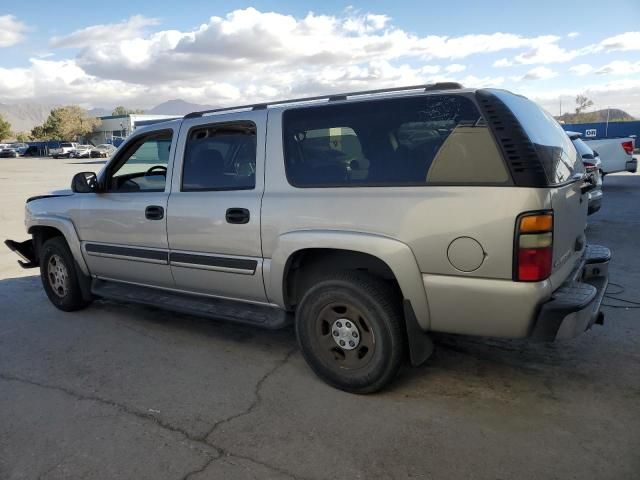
[1,157,639,479]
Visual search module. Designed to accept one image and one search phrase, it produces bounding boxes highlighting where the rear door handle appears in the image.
[226,208,250,224]
[145,205,164,220]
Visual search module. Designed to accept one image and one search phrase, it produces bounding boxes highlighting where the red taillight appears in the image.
[515,212,553,282]
[517,247,552,281]
[622,141,634,155]
[583,161,596,173]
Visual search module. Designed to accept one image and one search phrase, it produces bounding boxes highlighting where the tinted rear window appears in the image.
[572,138,594,159]
[182,122,256,191]
[61,143,73,147]
[282,95,509,187]
[492,91,583,184]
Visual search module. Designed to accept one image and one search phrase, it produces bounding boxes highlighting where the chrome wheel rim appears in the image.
[315,302,375,370]
[47,254,69,298]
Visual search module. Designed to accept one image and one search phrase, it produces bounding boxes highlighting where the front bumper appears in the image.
[626,158,637,173]
[4,239,38,268]
[530,244,610,341]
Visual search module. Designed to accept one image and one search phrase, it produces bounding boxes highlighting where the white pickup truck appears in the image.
[50,142,78,159]
[584,137,636,175]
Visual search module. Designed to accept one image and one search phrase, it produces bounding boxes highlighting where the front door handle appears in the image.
[226,208,250,224]
[145,205,164,220]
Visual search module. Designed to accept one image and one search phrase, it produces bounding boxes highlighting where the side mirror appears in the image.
[71,172,98,193]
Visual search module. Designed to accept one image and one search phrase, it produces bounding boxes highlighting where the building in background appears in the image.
[89,114,177,146]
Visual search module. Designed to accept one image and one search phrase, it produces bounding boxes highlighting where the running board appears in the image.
[91,279,291,329]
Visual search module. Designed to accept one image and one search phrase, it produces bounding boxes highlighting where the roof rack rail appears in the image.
[183,82,463,119]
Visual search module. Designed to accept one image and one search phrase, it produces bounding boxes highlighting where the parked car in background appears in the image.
[0,147,19,158]
[50,142,79,159]
[583,137,636,175]
[0,143,29,158]
[568,132,603,215]
[90,144,117,158]
[70,145,93,158]
[5,84,611,393]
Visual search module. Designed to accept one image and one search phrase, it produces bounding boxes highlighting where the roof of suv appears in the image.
[183,82,470,120]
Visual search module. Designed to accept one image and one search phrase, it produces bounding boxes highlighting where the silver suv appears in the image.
[5,83,610,393]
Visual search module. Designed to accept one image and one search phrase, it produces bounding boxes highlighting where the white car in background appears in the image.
[568,132,603,215]
[70,145,93,158]
[584,137,636,175]
[90,144,117,158]
[50,142,79,159]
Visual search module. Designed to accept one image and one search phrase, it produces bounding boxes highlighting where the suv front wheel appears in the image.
[40,237,92,311]
[296,272,406,393]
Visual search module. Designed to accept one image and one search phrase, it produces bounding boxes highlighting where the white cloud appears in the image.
[595,60,640,76]
[569,64,593,76]
[50,8,567,87]
[445,63,466,73]
[519,66,558,81]
[597,31,640,52]
[0,8,638,117]
[514,42,584,64]
[493,58,512,67]
[0,15,27,47]
[567,32,580,38]
[50,15,160,48]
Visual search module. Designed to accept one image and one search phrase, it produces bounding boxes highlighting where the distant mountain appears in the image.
[147,99,213,115]
[0,103,56,134]
[558,108,635,124]
[87,107,112,117]
[0,99,216,135]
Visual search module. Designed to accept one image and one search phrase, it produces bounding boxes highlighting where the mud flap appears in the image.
[403,299,434,366]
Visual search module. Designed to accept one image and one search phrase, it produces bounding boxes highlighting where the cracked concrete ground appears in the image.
[1,157,639,479]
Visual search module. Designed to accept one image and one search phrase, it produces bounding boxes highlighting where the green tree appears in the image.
[30,125,46,140]
[31,106,99,141]
[0,114,12,142]
[15,132,31,142]
[112,106,145,116]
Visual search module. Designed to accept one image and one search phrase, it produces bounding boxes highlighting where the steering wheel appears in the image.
[145,165,167,176]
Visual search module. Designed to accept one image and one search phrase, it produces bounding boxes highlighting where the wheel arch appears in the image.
[28,216,90,275]
[266,230,431,331]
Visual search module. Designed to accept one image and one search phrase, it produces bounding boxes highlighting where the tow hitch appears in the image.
[4,239,38,268]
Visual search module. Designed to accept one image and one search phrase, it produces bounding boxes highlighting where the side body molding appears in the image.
[27,215,90,275]
[266,230,431,330]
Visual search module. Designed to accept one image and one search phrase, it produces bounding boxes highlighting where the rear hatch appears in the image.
[479,90,588,287]
[548,181,587,287]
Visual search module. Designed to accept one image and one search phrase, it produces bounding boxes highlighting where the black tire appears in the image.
[295,271,406,394]
[39,237,92,311]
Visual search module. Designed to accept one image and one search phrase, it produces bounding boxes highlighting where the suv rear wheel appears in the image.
[295,272,405,393]
[40,237,92,311]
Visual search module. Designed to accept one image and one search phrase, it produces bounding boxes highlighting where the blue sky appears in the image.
[1,0,639,114]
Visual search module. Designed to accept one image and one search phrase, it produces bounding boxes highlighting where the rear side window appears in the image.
[283,95,509,187]
[492,91,583,184]
[182,122,256,191]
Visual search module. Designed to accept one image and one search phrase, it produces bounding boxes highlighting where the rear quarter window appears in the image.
[282,95,510,187]
[491,91,583,184]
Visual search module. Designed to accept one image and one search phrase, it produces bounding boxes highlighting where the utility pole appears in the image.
[605,107,610,138]
[559,97,562,117]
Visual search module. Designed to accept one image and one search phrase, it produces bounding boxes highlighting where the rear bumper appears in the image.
[530,244,610,341]
[587,189,602,215]
[626,158,637,173]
